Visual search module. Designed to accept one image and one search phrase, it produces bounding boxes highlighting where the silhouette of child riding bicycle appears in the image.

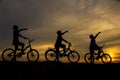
[84,32,112,64]
[2,25,39,61]
[45,30,80,63]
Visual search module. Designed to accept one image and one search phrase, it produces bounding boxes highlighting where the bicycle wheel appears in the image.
[2,48,14,61]
[84,53,94,63]
[27,49,39,62]
[45,49,56,61]
[101,53,112,64]
[68,51,80,63]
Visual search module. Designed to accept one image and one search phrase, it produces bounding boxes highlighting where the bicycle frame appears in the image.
[96,45,105,56]
[45,43,80,63]
[17,38,33,55]
[59,44,71,55]
[2,38,40,61]
[22,45,31,53]
[84,44,112,64]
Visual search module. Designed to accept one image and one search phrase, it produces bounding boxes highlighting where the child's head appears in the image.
[57,30,62,35]
[89,34,94,39]
[13,25,18,30]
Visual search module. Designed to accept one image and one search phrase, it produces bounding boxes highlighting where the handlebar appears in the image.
[100,44,105,49]
[27,38,33,43]
[102,44,105,47]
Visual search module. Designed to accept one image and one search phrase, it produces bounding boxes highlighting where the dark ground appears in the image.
[0,61,120,80]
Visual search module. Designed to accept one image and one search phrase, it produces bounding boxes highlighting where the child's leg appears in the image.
[18,42,25,54]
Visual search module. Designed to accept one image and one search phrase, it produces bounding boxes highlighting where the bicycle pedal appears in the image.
[63,54,67,56]
[22,52,25,55]
[96,57,100,60]
[59,54,64,57]
[16,54,22,58]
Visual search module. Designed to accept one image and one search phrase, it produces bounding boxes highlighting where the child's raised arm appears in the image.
[95,32,101,38]
[19,28,28,32]
[62,31,68,35]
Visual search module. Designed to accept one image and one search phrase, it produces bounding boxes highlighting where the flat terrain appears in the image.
[0,61,120,80]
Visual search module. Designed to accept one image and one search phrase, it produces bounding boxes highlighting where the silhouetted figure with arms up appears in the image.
[54,30,71,61]
[12,25,27,60]
[89,32,101,63]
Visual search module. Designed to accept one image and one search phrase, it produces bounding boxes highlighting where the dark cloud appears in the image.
[0,0,3,3]
[116,0,120,2]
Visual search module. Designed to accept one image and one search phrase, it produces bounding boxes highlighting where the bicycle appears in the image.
[84,44,112,64]
[2,38,39,62]
[45,43,80,63]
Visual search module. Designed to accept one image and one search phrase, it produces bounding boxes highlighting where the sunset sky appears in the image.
[0,0,120,63]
